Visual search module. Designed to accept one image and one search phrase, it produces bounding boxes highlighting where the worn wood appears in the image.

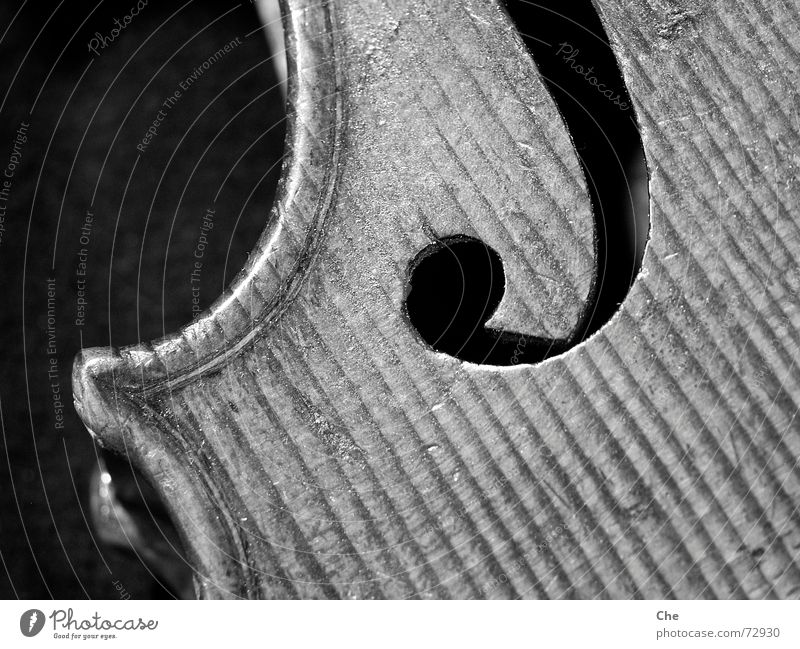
[73,0,800,598]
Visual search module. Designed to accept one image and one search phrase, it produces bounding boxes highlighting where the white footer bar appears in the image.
[3,600,797,648]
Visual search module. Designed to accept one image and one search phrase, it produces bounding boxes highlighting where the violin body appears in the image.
[74,0,800,598]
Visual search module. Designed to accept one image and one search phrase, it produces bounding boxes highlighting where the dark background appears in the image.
[0,0,286,598]
[0,0,643,598]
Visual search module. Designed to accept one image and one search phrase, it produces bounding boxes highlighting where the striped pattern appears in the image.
[73,0,800,598]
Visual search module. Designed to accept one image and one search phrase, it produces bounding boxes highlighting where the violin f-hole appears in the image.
[405,0,649,365]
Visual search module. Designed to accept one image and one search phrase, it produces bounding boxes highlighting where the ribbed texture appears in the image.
[73,0,800,599]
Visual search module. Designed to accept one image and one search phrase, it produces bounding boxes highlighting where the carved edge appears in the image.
[72,348,257,598]
[74,0,343,400]
[71,0,344,597]
[485,0,600,342]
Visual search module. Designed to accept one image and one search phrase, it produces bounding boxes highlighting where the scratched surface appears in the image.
[74,0,800,598]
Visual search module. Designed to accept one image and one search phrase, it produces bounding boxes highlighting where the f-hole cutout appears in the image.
[405,237,569,365]
[406,1,649,365]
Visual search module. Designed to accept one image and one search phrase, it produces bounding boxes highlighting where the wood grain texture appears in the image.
[73,0,800,598]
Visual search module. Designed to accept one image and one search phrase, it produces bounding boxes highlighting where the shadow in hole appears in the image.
[405,237,569,364]
[405,0,648,365]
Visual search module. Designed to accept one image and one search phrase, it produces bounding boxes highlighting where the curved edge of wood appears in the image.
[72,348,256,598]
[74,0,343,399]
[71,0,344,597]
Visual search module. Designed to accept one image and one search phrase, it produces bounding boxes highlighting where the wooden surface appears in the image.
[73,0,800,598]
